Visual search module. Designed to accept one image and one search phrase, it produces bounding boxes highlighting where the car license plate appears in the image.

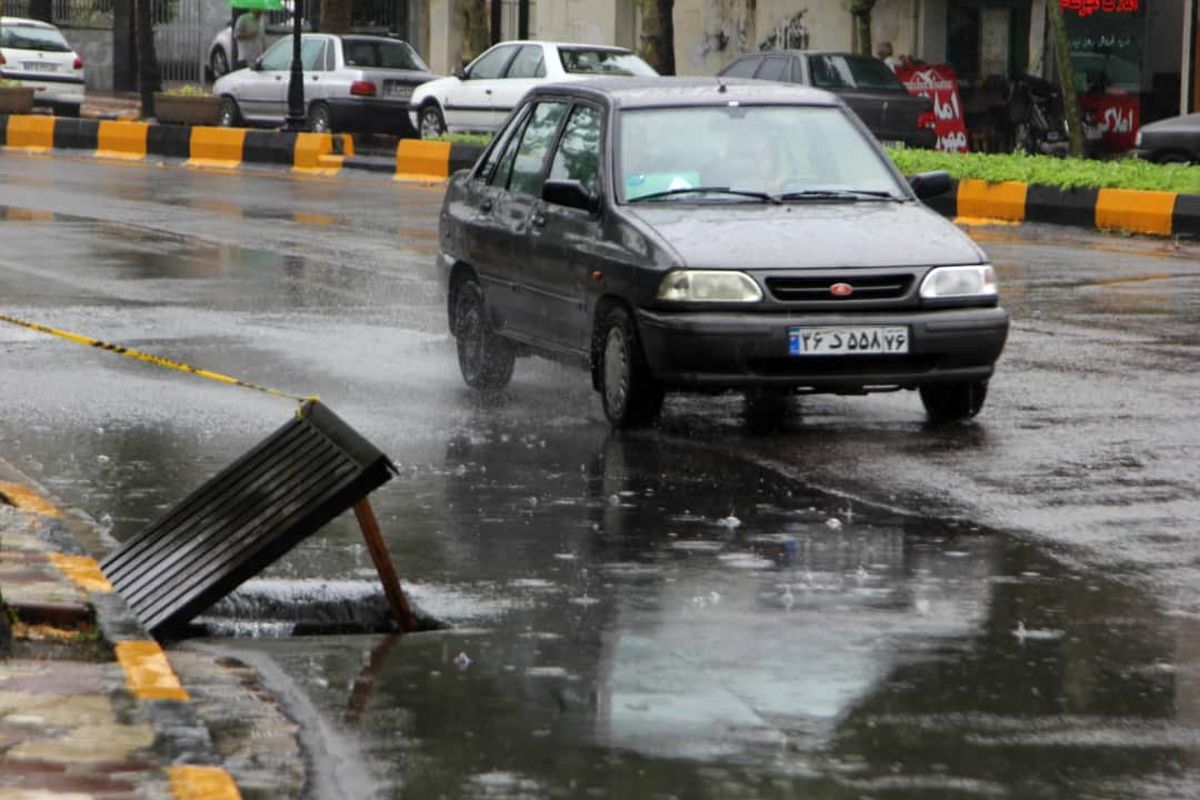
[788,326,909,356]
[386,84,412,100]
[23,62,57,72]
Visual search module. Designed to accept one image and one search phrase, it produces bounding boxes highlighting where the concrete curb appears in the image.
[0,458,242,799]
[925,177,1200,238]
[0,113,486,182]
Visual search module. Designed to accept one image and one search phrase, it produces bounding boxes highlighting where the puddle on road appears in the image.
[174,425,1200,799]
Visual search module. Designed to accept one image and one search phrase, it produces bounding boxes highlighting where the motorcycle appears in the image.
[1008,73,1103,157]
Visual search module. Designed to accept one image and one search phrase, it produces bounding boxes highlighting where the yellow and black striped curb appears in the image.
[0,112,484,182]
[927,177,1200,239]
[0,468,243,799]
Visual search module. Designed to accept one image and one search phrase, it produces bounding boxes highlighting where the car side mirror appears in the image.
[542,179,599,213]
[454,63,468,80]
[252,56,264,71]
[908,170,951,199]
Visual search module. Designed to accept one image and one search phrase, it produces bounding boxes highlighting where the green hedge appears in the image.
[886,147,1200,195]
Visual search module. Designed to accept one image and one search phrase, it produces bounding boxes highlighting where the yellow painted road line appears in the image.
[1095,188,1176,237]
[48,553,114,593]
[188,126,245,169]
[956,179,1028,223]
[97,120,149,161]
[115,640,189,701]
[167,765,243,800]
[395,139,451,181]
[6,115,56,152]
[0,481,61,517]
[0,312,314,403]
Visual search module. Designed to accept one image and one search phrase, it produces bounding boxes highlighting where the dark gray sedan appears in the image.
[1133,113,1200,164]
[438,78,1008,427]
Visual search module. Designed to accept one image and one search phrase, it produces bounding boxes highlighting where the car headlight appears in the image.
[919,265,997,299]
[657,270,763,302]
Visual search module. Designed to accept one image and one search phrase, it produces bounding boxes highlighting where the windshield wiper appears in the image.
[777,188,904,202]
[628,186,781,204]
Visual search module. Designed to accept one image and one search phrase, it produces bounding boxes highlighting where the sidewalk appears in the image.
[0,462,240,799]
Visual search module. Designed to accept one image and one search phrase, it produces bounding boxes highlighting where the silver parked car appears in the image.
[212,33,434,134]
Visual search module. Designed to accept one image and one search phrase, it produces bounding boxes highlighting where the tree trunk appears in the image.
[133,0,161,118]
[461,0,490,61]
[850,0,876,56]
[320,0,352,34]
[1046,0,1086,157]
[637,0,675,76]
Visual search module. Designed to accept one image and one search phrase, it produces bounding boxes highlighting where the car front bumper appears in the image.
[635,305,1009,391]
[326,97,417,136]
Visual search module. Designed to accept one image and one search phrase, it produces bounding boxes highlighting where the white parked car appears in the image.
[409,40,656,138]
[212,33,433,134]
[0,16,85,116]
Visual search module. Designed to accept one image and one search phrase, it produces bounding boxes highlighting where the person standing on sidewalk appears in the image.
[234,9,266,69]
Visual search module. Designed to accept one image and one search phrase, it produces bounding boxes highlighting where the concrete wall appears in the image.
[61,28,113,92]
[534,0,636,49]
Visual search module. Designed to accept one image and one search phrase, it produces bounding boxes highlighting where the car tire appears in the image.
[1157,151,1193,165]
[210,47,229,80]
[920,380,988,422]
[218,96,242,127]
[598,306,663,428]
[455,280,515,391]
[308,102,333,133]
[418,102,446,139]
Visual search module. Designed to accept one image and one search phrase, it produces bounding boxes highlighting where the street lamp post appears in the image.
[283,0,306,130]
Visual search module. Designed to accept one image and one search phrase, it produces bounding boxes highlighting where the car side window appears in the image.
[506,45,545,79]
[548,104,602,196]
[488,109,535,189]
[754,56,789,82]
[301,39,326,72]
[477,104,532,183]
[807,55,846,89]
[468,45,517,79]
[260,40,291,72]
[721,57,759,78]
[325,41,336,71]
[507,101,568,197]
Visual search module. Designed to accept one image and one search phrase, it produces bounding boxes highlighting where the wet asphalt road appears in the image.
[3,153,1200,799]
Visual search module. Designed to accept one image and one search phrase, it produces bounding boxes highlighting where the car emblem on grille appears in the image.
[830,282,853,297]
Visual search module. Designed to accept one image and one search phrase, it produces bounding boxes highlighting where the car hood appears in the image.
[1140,113,1200,133]
[625,201,985,269]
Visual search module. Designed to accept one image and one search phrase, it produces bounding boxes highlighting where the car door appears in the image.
[489,44,546,129]
[238,38,292,121]
[488,99,570,341]
[526,101,605,353]
[445,44,519,132]
[301,37,330,105]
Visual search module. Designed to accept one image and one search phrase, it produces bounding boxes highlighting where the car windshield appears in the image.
[558,47,656,76]
[1,24,72,52]
[341,38,427,71]
[619,105,905,202]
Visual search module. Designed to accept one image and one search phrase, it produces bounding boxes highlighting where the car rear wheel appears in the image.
[920,380,988,422]
[419,102,446,139]
[308,102,332,133]
[218,96,241,127]
[455,280,515,391]
[598,307,663,428]
[210,47,229,80]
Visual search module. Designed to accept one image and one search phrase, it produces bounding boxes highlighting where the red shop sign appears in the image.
[894,64,969,153]
[1060,0,1140,17]
[1080,93,1140,151]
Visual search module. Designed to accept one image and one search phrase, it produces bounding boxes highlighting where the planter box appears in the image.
[154,93,222,126]
[0,87,35,115]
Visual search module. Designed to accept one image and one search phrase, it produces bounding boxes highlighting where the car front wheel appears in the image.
[308,102,332,133]
[210,47,229,80]
[455,280,514,390]
[920,380,988,422]
[419,102,446,139]
[598,307,663,428]
[218,96,241,127]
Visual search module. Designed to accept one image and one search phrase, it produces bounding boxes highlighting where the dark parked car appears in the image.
[1133,113,1200,164]
[439,78,1008,427]
[717,50,936,149]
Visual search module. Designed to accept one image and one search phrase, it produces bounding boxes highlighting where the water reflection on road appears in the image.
[193,425,1200,799]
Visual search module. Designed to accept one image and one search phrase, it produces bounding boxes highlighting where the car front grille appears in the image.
[765,274,914,303]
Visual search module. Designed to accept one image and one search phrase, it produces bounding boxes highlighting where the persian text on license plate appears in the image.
[23,62,57,72]
[788,326,909,356]
[386,84,413,99]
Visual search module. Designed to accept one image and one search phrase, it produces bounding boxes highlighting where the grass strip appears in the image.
[886,147,1200,195]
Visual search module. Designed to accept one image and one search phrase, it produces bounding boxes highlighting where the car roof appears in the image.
[492,40,634,53]
[528,77,841,109]
[0,16,57,29]
[734,50,876,58]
